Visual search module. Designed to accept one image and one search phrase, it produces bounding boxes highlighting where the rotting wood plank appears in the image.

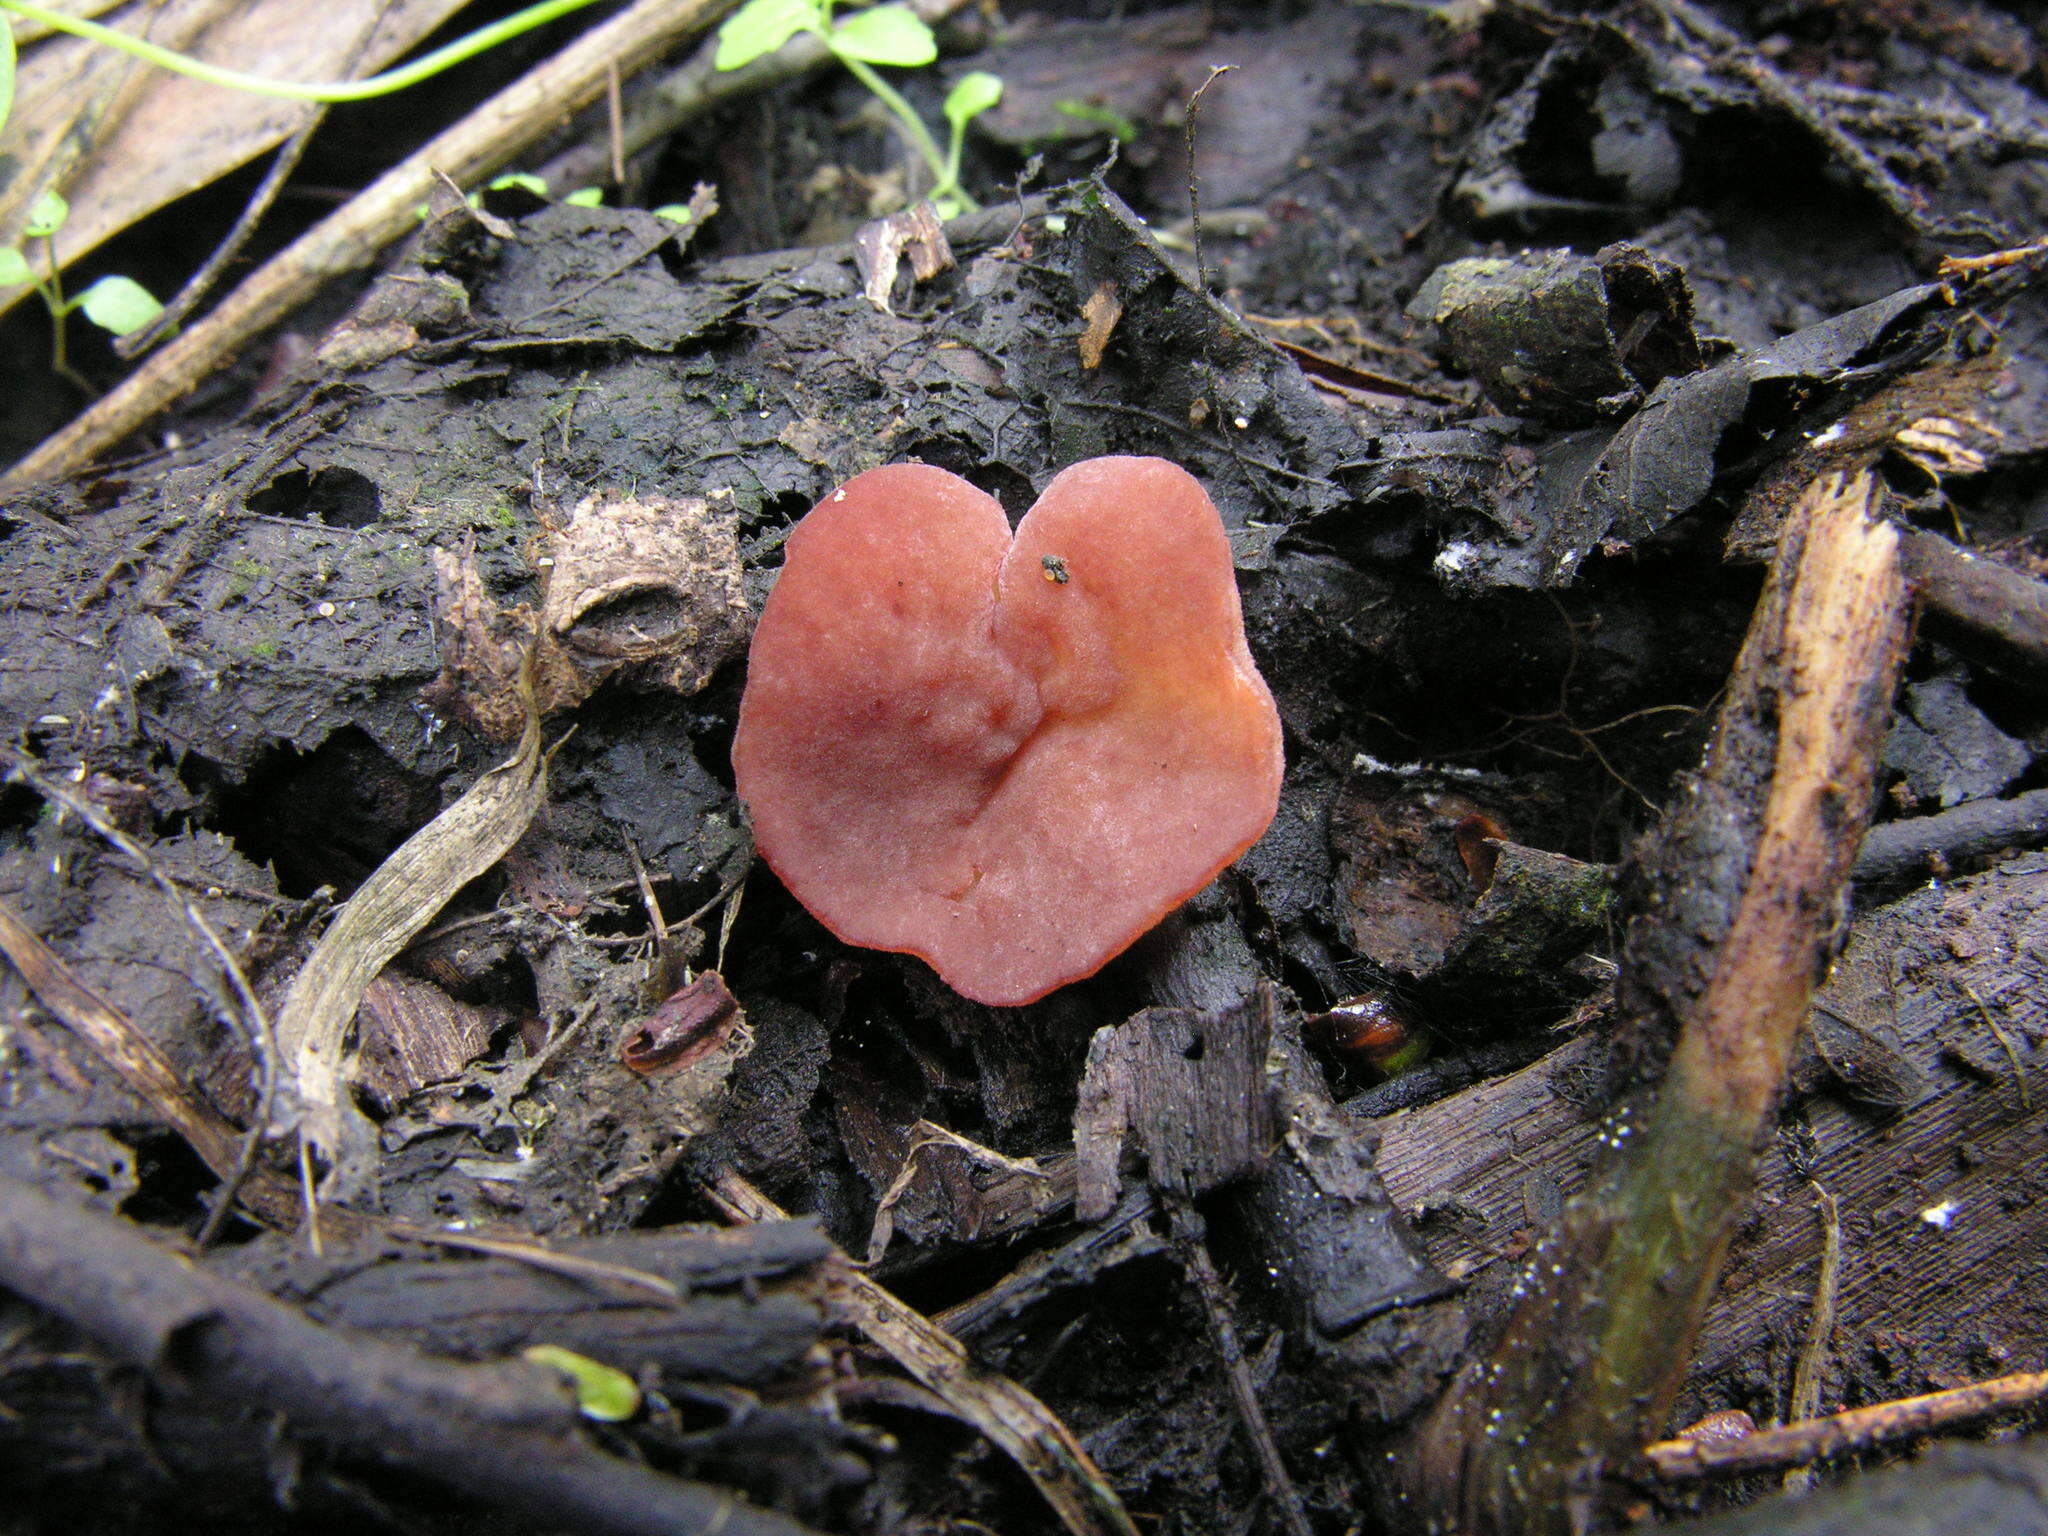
[1366,854,2048,1422]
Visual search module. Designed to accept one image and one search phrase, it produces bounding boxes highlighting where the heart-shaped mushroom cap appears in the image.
[733,457,1283,1006]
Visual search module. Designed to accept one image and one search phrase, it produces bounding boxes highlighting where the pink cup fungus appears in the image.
[731,456,1284,1006]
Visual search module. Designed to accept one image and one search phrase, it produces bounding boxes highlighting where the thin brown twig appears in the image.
[383,1220,683,1303]
[1781,1183,1841,1493]
[113,0,396,359]
[1163,1197,1316,1536]
[605,61,627,187]
[1183,64,1235,304]
[4,0,736,490]
[1648,1368,2048,1482]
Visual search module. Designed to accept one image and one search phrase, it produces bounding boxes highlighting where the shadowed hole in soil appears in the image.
[116,1128,219,1228]
[194,727,444,898]
[0,775,39,843]
[245,465,382,528]
[898,440,1036,516]
[742,489,813,536]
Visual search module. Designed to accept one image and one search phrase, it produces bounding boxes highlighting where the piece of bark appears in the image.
[1367,853,2048,1475]
[1127,888,1464,1421]
[1241,1030,1456,1339]
[1074,984,1278,1221]
[230,1221,835,1389]
[1238,1025,1467,1426]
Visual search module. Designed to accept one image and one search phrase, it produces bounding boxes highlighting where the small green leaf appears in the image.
[0,247,30,287]
[523,1345,641,1422]
[944,71,1003,132]
[562,187,605,207]
[828,3,936,66]
[651,204,696,225]
[488,172,551,196]
[25,191,68,240]
[75,275,163,336]
[714,0,823,70]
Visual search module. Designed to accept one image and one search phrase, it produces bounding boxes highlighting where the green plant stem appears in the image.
[1,0,607,104]
[836,51,973,210]
[942,119,966,201]
[33,234,83,389]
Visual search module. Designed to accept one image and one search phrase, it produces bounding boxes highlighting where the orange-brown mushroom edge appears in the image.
[731,457,1284,1007]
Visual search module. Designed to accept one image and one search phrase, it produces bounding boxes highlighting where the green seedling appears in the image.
[475,174,602,210]
[408,175,613,223]
[488,172,553,199]
[0,192,163,388]
[715,0,1001,218]
[523,1345,641,1422]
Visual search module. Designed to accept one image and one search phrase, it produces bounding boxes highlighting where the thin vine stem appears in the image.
[838,51,973,210]
[1,0,608,105]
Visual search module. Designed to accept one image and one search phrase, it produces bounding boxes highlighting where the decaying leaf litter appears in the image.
[6,1,2048,1533]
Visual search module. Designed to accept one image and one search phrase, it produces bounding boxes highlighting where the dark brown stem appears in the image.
[1898,526,2048,689]
[1403,470,1913,1533]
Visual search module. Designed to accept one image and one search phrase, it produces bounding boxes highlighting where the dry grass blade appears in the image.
[277,683,554,1201]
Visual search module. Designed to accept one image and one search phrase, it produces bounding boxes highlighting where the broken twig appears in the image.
[1648,1368,2048,1482]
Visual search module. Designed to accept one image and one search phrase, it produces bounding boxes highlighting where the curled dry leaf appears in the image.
[617,970,743,1077]
[853,200,955,314]
[427,492,749,739]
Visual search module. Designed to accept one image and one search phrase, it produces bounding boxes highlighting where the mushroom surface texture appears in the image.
[732,457,1284,1006]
